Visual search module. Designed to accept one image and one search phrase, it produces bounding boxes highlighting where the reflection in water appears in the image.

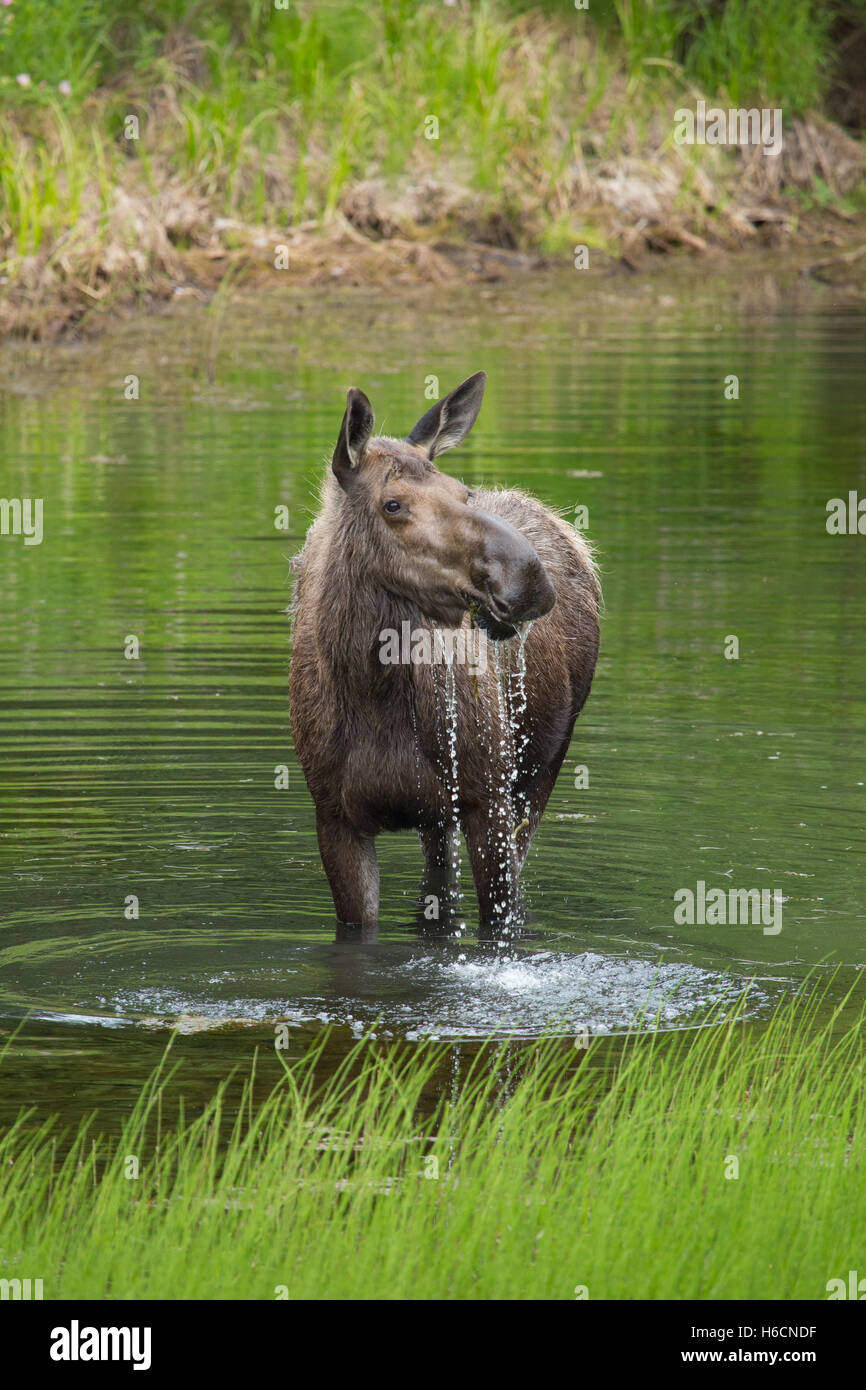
[0,266,865,1130]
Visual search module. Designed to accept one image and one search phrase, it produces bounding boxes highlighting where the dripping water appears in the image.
[429,619,535,936]
[490,641,518,930]
[508,622,533,780]
[507,621,534,834]
[433,625,464,928]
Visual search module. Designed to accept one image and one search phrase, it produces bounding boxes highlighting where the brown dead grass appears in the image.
[1,33,864,342]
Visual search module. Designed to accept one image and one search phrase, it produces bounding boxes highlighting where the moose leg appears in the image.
[415,823,461,930]
[512,764,560,870]
[512,733,575,868]
[316,813,379,937]
[462,801,521,936]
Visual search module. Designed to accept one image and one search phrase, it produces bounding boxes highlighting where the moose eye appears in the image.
[383,499,402,514]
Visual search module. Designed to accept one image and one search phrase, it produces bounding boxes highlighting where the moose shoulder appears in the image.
[289,372,600,935]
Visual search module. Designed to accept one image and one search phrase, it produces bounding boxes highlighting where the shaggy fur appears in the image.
[290,381,600,935]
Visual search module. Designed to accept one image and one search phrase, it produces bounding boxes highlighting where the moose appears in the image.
[290,372,600,936]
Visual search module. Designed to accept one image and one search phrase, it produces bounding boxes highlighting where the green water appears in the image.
[1,263,865,1128]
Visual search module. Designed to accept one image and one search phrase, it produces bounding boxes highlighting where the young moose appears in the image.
[290,373,599,936]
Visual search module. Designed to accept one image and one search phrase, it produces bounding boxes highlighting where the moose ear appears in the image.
[332,387,375,492]
[406,371,487,459]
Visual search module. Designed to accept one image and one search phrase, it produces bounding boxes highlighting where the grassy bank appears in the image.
[1,984,863,1299]
[1,0,865,338]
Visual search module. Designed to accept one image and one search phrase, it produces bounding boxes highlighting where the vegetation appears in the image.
[0,0,864,335]
[1,984,864,1299]
[5,0,866,117]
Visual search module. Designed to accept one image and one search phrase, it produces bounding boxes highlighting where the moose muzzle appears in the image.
[467,510,555,639]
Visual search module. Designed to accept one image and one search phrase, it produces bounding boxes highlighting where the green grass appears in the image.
[0,1,580,266]
[0,0,853,115]
[1,0,857,114]
[1,983,863,1299]
[594,0,852,110]
[0,0,863,332]
[685,0,831,111]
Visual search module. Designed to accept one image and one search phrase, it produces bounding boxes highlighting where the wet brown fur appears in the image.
[290,389,600,936]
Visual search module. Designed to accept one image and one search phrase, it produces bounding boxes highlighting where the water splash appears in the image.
[103,947,765,1040]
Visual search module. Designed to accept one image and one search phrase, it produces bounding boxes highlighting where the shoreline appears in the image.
[1,240,864,386]
[2,1,864,342]
[3,203,866,345]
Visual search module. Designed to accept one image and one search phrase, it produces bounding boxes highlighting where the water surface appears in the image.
[1,261,865,1127]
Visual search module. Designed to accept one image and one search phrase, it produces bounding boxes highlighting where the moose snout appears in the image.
[470,512,555,626]
[485,552,555,624]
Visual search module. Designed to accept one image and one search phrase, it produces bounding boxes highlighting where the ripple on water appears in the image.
[90,947,763,1039]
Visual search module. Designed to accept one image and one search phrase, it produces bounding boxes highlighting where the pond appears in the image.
[1,259,865,1132]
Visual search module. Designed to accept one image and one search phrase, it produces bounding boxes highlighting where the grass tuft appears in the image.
[1,982,864,1299]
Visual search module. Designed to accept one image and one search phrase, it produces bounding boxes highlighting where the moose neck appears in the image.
[321,510,431,707]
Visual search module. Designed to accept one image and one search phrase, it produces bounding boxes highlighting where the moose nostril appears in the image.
[497,559,555,623]
[471,509,554,621]
[470,563,491,591]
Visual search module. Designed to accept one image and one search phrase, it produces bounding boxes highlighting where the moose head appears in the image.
[330,372,555,639]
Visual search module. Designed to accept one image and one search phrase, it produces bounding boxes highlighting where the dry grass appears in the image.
[1,10,864,339]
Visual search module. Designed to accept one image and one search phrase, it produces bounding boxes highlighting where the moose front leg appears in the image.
[316,813,379,938]
[462,802,522,937]
[511,759,562,870]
